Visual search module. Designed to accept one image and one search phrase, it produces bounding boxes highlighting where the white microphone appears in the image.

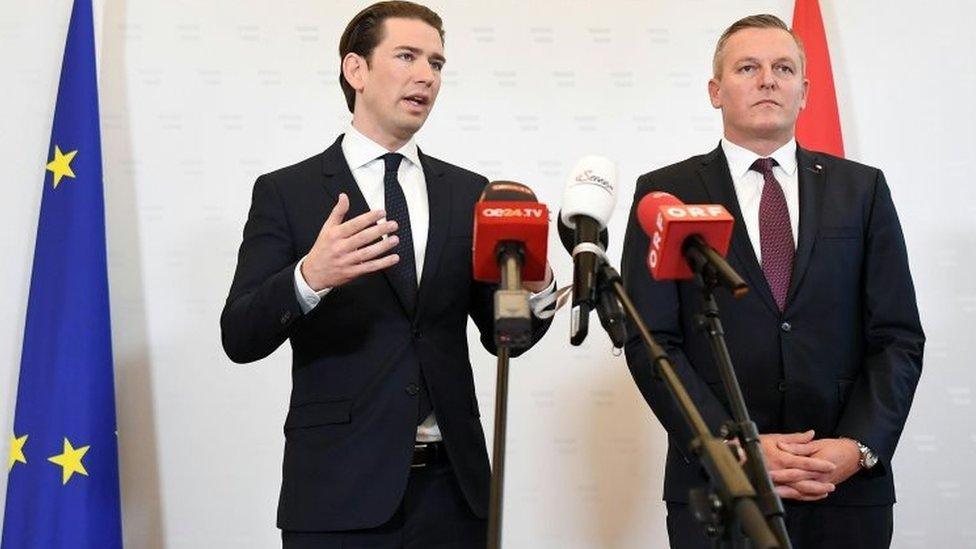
[559,155,618,345]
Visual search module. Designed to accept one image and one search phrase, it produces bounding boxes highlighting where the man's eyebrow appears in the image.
[733,56,760,65]
[733,55,798,65]
[394,45,446,63]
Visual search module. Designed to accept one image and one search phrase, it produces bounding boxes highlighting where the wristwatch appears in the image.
[850,439,878,470]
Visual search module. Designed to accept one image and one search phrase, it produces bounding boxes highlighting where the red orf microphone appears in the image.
[637,191,746,296]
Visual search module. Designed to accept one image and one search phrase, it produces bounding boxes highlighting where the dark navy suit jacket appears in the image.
[221,135,550,531]
[621,144,924,505]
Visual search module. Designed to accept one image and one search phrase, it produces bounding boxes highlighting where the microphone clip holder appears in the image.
[494,241,532,349]
[593,261,627,349]
[570,241,628,348]
[683,237,748,298]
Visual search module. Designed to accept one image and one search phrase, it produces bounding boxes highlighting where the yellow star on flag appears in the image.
[46,145,78,189]
[48,438,90,485]
[8,433,27,471]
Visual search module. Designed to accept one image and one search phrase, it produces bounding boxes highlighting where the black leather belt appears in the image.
[411,441,446,469]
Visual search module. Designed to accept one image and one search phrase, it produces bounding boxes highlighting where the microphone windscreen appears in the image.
[481,181,538,202]
[636,191,683,235]
[560,155,618,229]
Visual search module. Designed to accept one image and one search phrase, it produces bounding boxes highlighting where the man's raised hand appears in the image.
[301,193,400,290]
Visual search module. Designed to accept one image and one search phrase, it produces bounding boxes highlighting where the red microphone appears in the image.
[473,182,549,283]
[473,181,549,348]
[636,191,746,296]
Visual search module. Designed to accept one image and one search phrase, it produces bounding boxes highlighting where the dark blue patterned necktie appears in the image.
[751,157,794,311]
[381,153,418,313]
[380,153,431,424]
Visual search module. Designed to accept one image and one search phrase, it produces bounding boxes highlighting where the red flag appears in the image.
[792,0,845,157]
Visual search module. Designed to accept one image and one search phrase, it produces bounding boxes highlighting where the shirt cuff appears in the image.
[527,275,557,318]
[294,255,331,313]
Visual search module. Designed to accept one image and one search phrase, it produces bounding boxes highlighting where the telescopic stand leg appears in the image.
[487,346,511,549]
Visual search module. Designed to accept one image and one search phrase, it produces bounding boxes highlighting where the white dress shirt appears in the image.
[721,138,800,264]
[293,124,555,442]
[294,124,428,308]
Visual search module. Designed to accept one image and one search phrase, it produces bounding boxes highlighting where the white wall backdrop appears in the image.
[3,1,975,547]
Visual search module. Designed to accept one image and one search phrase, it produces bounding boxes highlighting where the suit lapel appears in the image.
[320,134,413,316]
[785,147,825,307]
[415,150,449,319]
[320,135,370,219]
[697,145,780,316]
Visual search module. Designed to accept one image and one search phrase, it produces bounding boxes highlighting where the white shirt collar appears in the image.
[342,123,422,171]
[721,137,798,179]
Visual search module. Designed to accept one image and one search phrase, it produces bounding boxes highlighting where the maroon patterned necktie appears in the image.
[751,157,794,311]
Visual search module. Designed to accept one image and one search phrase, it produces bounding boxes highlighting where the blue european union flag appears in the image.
[2,0,123,547]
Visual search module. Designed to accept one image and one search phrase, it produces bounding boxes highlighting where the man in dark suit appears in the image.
[220,3,553,547]
[621,14,923,549]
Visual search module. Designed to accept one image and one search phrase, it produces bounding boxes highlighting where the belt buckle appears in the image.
[411,443,429,469]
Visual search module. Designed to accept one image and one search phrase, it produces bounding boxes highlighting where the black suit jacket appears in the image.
[221,135,550,531]
[621,144,924,505]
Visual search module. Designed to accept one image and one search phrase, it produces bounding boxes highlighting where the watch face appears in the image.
[859,444,878,469]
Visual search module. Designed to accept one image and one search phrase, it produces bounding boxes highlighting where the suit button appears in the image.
[405,383,420,396]
[777,380,787,392]
[780,322,792,333]
[280,311,292,325]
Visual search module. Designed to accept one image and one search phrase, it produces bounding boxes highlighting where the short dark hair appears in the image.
[338,1,445,113]
[713,14,805,78]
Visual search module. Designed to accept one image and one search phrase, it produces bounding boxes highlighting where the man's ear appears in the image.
[799,77,810,110]
[708,77,722,109]
[342,53,367,92]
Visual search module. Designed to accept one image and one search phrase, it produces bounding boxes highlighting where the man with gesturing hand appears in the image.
[221,3,553,547]
[621,14,923,548]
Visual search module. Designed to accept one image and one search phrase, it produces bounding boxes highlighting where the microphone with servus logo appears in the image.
[556,218,627,349]
[559,155,618,346]
[473,181,549,348]
[636,191,747,296]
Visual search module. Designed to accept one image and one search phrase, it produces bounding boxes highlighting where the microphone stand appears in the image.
[594,261,780,549]
[487,243,531,549]
[683,248,792,549]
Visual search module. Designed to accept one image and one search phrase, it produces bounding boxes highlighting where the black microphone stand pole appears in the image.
[487,243,531,549]
[683,248,792,549]
[595,262,780,549]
